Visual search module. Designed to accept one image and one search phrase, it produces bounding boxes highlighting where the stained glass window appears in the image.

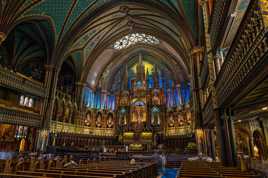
[19,95,34,108]
[84,87,116,111]
[113,33,159,50]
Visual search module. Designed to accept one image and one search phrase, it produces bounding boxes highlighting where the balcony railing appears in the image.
[215,0,268,106]
[50,121,115,137]
[0,66,46,97]
[165,126,193,137]
[209,0,231,50]
[0,104,41,127]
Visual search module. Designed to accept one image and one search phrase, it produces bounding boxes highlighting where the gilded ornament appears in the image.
[259,0,268,28]
[0,32,6,45]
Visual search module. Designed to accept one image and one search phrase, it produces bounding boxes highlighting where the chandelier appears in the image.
[113,33,159,50]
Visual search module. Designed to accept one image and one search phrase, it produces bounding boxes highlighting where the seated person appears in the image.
[64,155,78,168]
[4,159,13,173]
[130,158,136,165]
[29,153,38,171]
[47,154,55,169]
[15,154,25,171]
[37,154,46,169]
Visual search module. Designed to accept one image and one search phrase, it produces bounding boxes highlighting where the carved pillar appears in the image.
[196,128,204,155]
[75,82,86,110]
[200,0,218,109]
[36,65,58,152]
[211,129,216,159]
[41,65,54,119]
[205,129,216,159]
[35,129,49,152]
[214,56,220,74]
[215,108,237,166]
[203,129,209,156]
[262,119,268,147]
[191,48,203,128]
[42,65,57,128]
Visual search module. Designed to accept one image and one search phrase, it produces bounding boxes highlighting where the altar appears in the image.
[115,54,193,151]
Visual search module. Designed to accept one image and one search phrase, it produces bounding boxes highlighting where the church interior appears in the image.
[0,0,268,177]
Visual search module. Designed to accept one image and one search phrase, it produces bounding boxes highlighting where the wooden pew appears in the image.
[3,157,157,178]
[178,161,262,178]
[18,170,121,178]
[0,173,52,178]
[14,171,114,178]
[48,162,156,178]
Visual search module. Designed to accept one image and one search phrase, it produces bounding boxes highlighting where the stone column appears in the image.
[208,129,216,159]
[207,129,211,157]
[36,65,59,152]
[75,82,86,110]
[262,119,268,147]
[42,65,58,128]
[215,108,237,166]
[196,129,204,155]
[191,48,203,128]
[214,56,220,74]
[249,136,255,157]
[205,129,214,158]
[35,129,49,152]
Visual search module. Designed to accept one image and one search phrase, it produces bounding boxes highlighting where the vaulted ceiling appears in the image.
[0,0,199,91]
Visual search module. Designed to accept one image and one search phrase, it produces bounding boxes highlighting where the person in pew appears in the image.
[47,155,55,169]
[15,154,25,171]
[160,152,167,172]
[55,156,63,168]
[37,154,46,169]
[29,153,38,171]
[64,155,78,168]
[130,158,136,165]
[4,159,13,173]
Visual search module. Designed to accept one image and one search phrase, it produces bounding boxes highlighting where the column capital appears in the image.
[44,65,55,71]
[199,0,207,6]
[76,82,87,87]
[191,47,204,55]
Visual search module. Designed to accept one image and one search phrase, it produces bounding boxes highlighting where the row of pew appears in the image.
[178,161,263,178]
[0,159,158,178]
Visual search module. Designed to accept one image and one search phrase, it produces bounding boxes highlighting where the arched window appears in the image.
[19,95,34,108]
[113,33,159,50]
[23,97,29,106]
[19,96,24,105]
[28,98,33,107]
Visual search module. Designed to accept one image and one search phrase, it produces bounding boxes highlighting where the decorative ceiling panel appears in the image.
[29,0,72,35]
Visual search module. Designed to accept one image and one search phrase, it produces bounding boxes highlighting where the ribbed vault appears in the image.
[54,0,196,92]
[87,44,190,91]
[0,0,197,93]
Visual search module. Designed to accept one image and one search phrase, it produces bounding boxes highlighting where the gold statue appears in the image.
[96,113,102,127]
[19,138,26,153]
